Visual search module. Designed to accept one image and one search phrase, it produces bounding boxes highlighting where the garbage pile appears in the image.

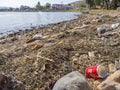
[0,12,120,90]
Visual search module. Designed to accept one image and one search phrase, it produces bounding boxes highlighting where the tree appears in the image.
[36,2,42,11]
[110,0,119,9]
[79,3,86,9]
[94,0,101,6]
[86,0,120,9]
[45,3,51,10]
[86,0,94,9]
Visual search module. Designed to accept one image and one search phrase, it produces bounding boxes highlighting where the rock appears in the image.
[72,56,79,62]
[79,54,88,61]
[26,33,45,43]
[117,7,120,11]
[92,18,102,22]
[93,81,101,85]
[26,42,43,50]
[100,15,110,18]
[108,63,116,73]
[0,73,25,90]
[75,53,80,57]
[82,24,90,28]
[74,24,90,30]
[97,81,120,90]
[0,39,7,44]
[51,32,65,39]
[53,71,92,90]
[97,70,120,90]
[82,11,89,14]
[115,60,120,70]
[88,51,95,58]
[102,31,116,37]
[111,23,120,29]
[97,24,111,34]
[106,70,120,83]
[33,33,43,40]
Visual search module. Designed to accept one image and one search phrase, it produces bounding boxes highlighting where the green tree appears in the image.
[79,3,86,9]
[36,2,42,11]
[86,0,94,9]
[110,0,119,9]
[94,0,101,6]
[45,3,51,10]
[86,0,120,9]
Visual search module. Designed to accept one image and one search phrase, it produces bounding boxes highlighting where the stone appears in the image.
[88,51,95,58]
[82,11,89,14]
[33,33,43,40]
[100,15,110,18]
[97,70,120,90]
[0,39,6,44]
[111,23,120,29]
[117,7,120,11]
[93,81,101,85]
[97,24,111,34]
[26,42,43,50]
[97,81,120,90]
[92,18,102,22]
[79,54,88,61]
[102,31,116,37]
[74,24,90,30]
[106,70,120,83]
[53,71,92,90]
[75,53,80,57]
[115,60,120,70]
[108,63,116,73]
[0,73,25,90]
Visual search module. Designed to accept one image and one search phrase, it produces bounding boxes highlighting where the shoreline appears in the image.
[0,11,120,89]
[0,12,80,39]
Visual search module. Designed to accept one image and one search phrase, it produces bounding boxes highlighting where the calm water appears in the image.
[0,12,79,34]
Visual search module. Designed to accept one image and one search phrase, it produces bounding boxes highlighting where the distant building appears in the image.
[52,4,63,10]
[52,4,73,11]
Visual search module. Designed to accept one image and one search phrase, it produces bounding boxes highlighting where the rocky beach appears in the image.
[0,10,120,90]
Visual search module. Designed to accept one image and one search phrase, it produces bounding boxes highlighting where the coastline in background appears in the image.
[0,12,80,36]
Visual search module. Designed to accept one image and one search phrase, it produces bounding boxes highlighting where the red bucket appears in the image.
[85,65,108,79]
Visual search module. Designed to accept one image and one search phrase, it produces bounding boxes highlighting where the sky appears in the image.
[0,0,80,8]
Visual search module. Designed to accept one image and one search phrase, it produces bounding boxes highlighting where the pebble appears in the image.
[108,63,116,73]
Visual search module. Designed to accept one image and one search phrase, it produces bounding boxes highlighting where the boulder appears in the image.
[117,7,120,11]
[0,73,25,90]
[53,71,92,90]
[97,70,120,90]
[106,70,120,83]
[97,81,120,90]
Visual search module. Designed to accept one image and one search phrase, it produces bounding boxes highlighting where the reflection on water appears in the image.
[0,12,79,34]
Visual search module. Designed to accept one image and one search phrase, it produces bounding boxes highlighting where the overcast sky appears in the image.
[0,0,80,7]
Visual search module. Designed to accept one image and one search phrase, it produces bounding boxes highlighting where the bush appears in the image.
[79,3,86,9]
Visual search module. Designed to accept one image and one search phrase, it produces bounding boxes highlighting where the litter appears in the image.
[85,65,108,79]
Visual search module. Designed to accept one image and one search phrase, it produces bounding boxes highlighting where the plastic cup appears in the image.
[85,65,108,79]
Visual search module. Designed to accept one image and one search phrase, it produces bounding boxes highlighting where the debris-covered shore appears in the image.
[0,11,120,90]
